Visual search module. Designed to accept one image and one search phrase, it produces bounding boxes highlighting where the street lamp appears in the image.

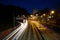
[43,13,46,16]
[50,10,55,15]
[50,10,55,23]
[30,15,33,17]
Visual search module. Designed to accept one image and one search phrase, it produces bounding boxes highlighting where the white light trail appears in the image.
[12,20,28,40]
[3,20,28,40]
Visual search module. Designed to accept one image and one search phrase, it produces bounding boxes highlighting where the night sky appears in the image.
[0,0,60,13]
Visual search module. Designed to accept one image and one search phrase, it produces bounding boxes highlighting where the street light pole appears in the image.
[50,10,55,23]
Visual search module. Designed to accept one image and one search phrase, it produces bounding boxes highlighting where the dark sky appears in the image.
[0,0,60,13]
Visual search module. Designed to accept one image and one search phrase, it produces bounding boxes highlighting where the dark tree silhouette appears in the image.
[0,4,30,31]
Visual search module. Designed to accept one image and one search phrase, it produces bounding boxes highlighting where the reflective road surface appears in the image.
[3,19,60,40]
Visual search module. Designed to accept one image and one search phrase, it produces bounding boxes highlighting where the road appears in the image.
[2,19,60,40]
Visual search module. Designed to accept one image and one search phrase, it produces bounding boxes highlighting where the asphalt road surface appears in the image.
[2,19,60,40]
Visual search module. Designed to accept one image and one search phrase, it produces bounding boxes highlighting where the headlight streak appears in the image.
[3,20,28,40]
[12,20,28,40]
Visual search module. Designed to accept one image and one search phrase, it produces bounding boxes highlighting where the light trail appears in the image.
[30,21,44,40]
[2,16,60,40]
[12,20,28,40]
[3,20,28,40]
[28,19,60,40]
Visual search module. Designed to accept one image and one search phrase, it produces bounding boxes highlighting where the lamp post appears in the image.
[50,10,55,15]
[50,10,55,23]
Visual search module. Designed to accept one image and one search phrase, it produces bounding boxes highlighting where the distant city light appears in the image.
[47,16,51,18]
[41,15,43,18]
[36,14,38,16]
[52,16,53,18]
[43,14,46,16]
[30,15,33,17]
[47,19,49,21]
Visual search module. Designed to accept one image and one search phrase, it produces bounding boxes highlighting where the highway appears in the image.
[3,20,28,40]
[2,18,60,40]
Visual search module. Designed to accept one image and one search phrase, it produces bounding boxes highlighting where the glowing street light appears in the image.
[51,10,54,13]
[36,14,38,16]
[43,13,46,16]
[30,15,33,17]
[50,10,55,15]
